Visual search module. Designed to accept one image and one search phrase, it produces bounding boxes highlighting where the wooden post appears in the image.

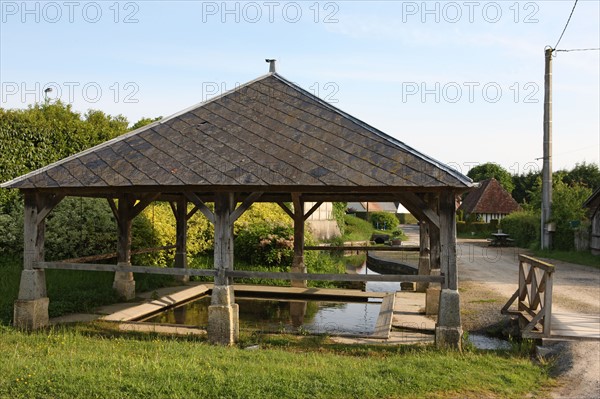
[291,193,307,288]
[435,190,462,349]
[113,195,135,300]
[208,192,238,345]
[174,196,189,283]
[425,194,442,314]
[439,191,457,291]
[416,219,430,292]
[14,192,57,330]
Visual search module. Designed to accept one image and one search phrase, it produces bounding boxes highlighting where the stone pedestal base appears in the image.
[113,271,135,300]
[435,289,462,349]
[435,326,463,349]
[425,287,440,315]
[14,297,49,330]
[291,256,307,288]
[208,285,239,345]
[416,255,430,292]
[18,269,47,300]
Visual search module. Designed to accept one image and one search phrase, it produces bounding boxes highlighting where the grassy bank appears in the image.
[532,249,600,268]
[0,324,551,399]
[0,254,175,324]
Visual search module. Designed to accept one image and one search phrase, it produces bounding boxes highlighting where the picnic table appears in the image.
[488,233,514,247]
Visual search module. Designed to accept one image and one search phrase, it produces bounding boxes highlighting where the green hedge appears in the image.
[456,221,495,234]
[369,212,399,231]
[500,211,540,248]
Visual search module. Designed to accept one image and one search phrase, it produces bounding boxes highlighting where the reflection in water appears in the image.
[289,301,307,327]
[353,262,401,293]
[174,305,187,324]
[143,296,381,336]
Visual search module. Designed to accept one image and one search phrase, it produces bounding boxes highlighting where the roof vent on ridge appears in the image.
[265,59,276,73]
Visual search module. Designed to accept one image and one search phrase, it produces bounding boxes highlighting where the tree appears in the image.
[512,170,541,204]
[467,163,515,194]
[562,162,600,190]
[0,101,129,210]
[130,116,162,131]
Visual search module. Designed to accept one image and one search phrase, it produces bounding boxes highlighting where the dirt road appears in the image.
[457,239,600,399]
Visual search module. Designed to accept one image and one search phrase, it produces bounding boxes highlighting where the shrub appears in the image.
[234,221,294,267]
[369,212,399,231]
[500,211,540,248]
[332,202,347,236]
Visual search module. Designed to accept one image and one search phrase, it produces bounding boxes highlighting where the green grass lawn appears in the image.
[0,254,175,325]
[0,324,552,399]
[532,249,600,268]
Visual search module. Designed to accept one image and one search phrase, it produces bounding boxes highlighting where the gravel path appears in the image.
[457,240,600,399]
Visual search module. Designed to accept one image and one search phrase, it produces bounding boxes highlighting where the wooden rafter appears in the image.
[185,192,215,224]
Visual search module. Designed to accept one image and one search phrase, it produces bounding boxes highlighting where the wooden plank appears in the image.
[519,254,555,273]
[226,270,445,283]
[38,261,217,277]
[304,246,419,251]
[372,293,395,339]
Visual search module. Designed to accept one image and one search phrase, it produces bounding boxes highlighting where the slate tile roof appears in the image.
[2,73,472,191]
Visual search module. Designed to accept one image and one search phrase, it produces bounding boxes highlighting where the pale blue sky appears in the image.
[1,0,599,174]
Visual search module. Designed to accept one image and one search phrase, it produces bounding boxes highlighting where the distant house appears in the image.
[458,178,520,223]
[347,202,399,213]
[583,187,600,256]
[304,202,340,240]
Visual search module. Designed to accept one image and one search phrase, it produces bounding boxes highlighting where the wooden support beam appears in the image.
[213,192,234,286]
[276,202,294,219]
[168,201,177,217]
[439,190,457,290]
[36,193,64,224]
[186,206,199,220]
[303,201,323,221]
[230,192,263,222]
[130,192,161,218]
[397,192,440,228]
[291,193,307,287]
[23,193,39,271]
[107,198,119,223]
[185,192,215,224]
[174,196,188,273]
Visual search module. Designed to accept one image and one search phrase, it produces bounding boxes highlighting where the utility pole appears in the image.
[541,47,553,249]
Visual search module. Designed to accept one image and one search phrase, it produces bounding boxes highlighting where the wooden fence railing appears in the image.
[36,262,444,284]
[501,254,555,338]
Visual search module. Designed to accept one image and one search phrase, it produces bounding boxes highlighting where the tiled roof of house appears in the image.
[458,178,520,214]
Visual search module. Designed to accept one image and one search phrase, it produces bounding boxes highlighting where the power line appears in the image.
[554,0,579,50]
[555,48,600,53]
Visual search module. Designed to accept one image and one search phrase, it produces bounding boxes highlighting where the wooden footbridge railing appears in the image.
[501,254,555,338]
